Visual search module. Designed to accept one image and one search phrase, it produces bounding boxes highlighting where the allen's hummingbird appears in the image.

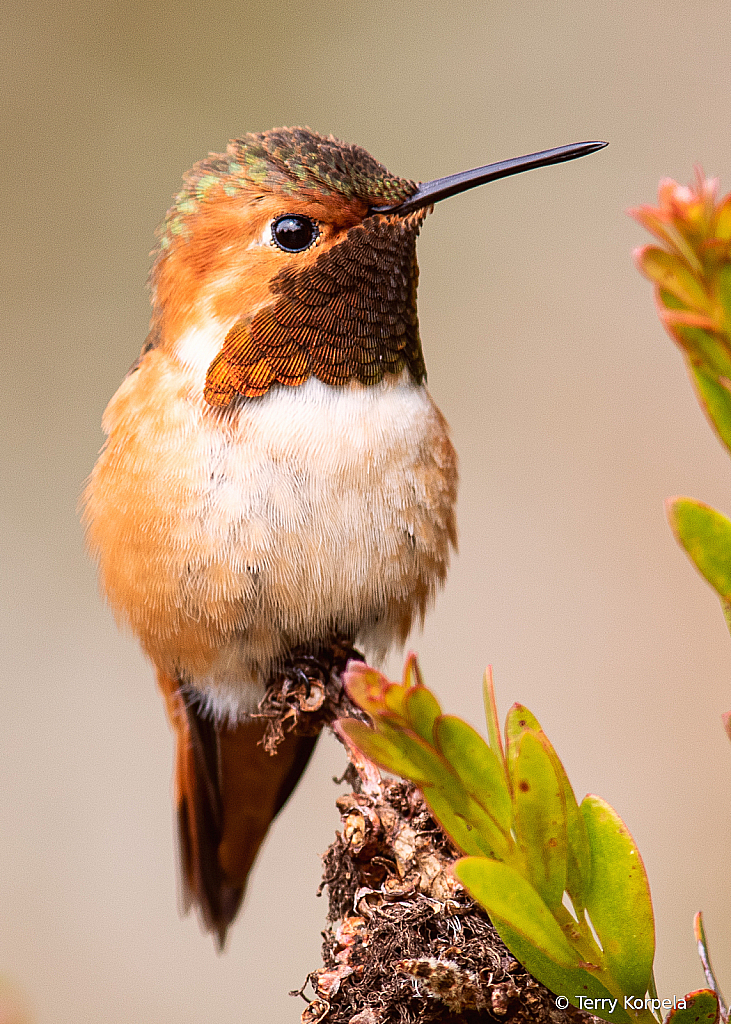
[83,128,605,946]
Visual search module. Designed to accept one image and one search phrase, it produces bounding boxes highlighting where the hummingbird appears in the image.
[83,127,605,947]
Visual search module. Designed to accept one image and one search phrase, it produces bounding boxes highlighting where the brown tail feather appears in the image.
[156,670,318,948]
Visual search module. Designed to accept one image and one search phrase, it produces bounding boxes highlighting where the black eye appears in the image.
[271,214,319,253]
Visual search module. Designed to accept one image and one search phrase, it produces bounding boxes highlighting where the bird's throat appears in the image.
[204,211,428,406]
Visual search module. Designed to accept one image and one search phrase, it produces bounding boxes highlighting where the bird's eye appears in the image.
[271,214,319,253]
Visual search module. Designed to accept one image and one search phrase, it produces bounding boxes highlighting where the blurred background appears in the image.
[2,1,731,1021]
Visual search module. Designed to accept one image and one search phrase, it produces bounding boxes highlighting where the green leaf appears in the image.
[424,787,509,859]
[434,715,513,833]
[542,742,591,915]
[511,731,567,911]
[659,288,687,311]
[505,703,543,738]
[639,248,710,310]
[343,663,391,717]
[339,717,457,792]
[670,323,731,383]
[376,721,456,787]
[581,795,655,998]
[338,719,432,783]
[504,703,543,781]
[664,990,719,1024]
[402,651,424,691]
[420,751,515,861]
[383,681,409,718]
[667,498,731,601]
[405,685,442,744]
[716,264,731,332]
[482,667,508,780]
[504,704,591,910]
[455,857,580,968]
[690,366,731,456]
[716,195,731,241]
[455,857,632,1024]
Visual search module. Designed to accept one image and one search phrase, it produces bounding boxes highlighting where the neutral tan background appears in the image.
[3,1,731,1021]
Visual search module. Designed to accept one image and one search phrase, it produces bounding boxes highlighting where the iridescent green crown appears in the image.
[157,127,418,251]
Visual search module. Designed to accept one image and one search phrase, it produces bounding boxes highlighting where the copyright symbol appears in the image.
[556,996,569,1009]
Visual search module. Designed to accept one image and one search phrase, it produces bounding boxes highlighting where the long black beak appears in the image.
[370,141,607,216]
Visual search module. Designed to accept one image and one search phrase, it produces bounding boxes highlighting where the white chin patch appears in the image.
[173,319,230,390]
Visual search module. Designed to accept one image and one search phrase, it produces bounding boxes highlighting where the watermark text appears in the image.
[555,995,688,1013]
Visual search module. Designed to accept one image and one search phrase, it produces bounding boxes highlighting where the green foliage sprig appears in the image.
[632,173,731,632]
[337,658,657,1024]
[630,169,731,1024]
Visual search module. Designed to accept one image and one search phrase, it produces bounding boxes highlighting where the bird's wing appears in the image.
[156,669,318,948]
